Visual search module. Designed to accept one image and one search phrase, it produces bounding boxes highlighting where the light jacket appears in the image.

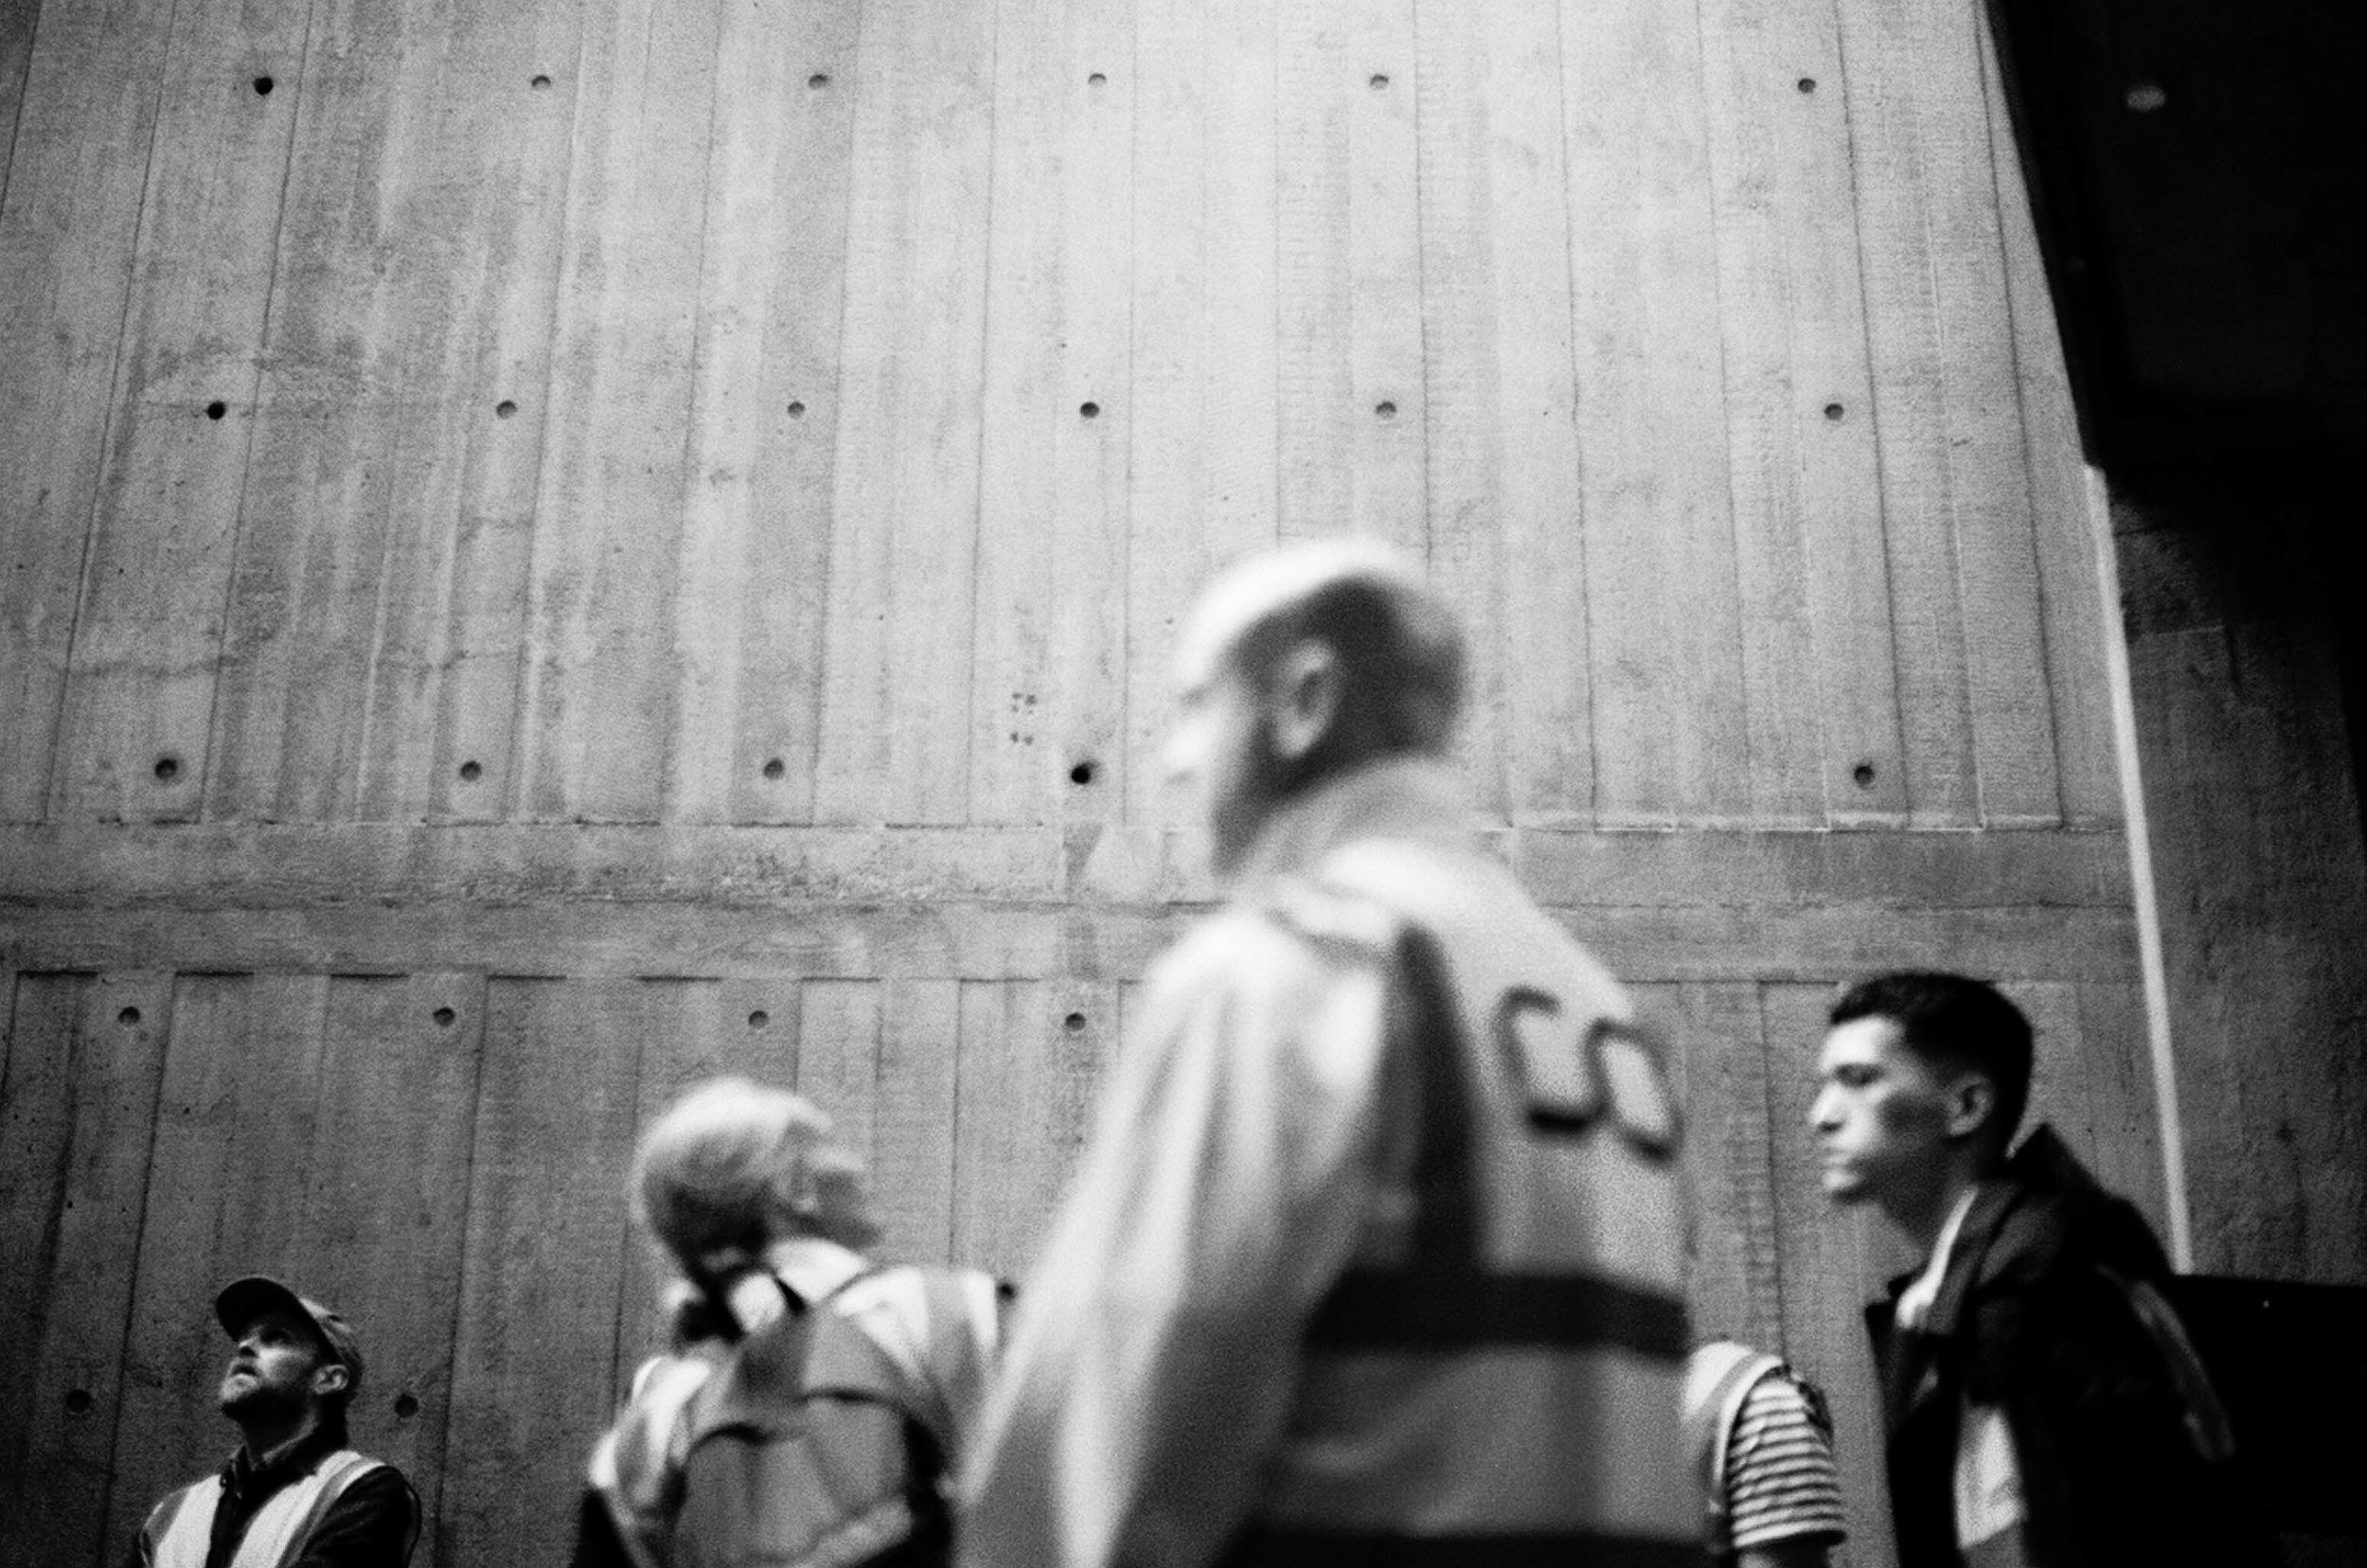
[960,757,1699,1568]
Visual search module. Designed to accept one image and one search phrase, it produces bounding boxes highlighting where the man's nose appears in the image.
[1808,1083,1840,1131]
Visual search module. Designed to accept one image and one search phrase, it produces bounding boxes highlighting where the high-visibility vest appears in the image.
[1225,839,1700,1565]
[145,1450,384,1568]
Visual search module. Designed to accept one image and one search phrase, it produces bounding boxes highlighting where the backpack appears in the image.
[669,1292,949,1568]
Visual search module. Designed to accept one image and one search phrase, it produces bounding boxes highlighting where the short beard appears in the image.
[1210,719,1297,878]
[219,1378,303,1423]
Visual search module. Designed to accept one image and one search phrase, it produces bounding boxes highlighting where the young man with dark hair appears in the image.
[131,1277,418,1568]
[1811,971,2269,1568]
[961,540,1697,1567]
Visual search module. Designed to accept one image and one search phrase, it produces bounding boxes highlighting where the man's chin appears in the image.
[219,1381,273,1418]
[1820,1167,1871,1203]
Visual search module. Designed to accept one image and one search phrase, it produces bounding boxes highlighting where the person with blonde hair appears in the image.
[578,1078,1004,1568]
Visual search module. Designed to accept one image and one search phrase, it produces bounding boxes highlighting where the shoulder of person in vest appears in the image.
[145,1443,410,1568]
[828,1263,1006,1463]
[593,1349,722,1511]
[1133,892,1403,1131]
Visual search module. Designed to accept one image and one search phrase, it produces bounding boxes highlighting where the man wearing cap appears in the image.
[129,1276,419,1568]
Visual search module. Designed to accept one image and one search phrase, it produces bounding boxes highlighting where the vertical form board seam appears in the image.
[2083,465,2191,1269]
[1115,0,1142,821]
[352,399,422,823]
[1407,0,1433,568]
[43,0,187,820]
[0,966,15,1092]
[1920,2,2000,829]
[606,981,660,1430]
[959,0,1006,829]
[805,0,871,828]
[503,23,597,824]
[93,973,178,1565]
[197,0,328,822]
[665,14,731,822]
[1547,0,1599,824]
[1685,0,1755,812]
[1969,1,2068,827]
[1750,981,1791,1345]
[429,977,503,1568]
[298,974,332,1256]
[424,973,491,1549]
[866,981,888,1180]
[0,3,41,216]
[1264,0,1282,555]
[1924,122,1975,820]
[1826,0,1909,825]
[942,979,965,1262]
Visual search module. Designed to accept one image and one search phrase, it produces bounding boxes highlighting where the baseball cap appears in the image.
[214,1276,366,1395]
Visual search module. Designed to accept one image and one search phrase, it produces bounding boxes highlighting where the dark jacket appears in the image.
[1866,1127,2273,1568]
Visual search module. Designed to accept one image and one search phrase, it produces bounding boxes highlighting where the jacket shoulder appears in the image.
[1977,1131,2171,1298]
[139,1475,211,1551]
[1147,879,1405,1005]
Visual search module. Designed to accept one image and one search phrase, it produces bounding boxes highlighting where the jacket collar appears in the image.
[1229,755,1474,891]
[766,1235,869,1310]
[223,1421,344,1502]
[1881,1124,2099,1338]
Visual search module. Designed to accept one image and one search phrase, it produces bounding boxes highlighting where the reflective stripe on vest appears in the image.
[1231,844,1698,1559]
[149,1451,383,1568]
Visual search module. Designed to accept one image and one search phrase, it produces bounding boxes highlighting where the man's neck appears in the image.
[1885,1164,1987,1259]
[1226,753,1465,888]
[236,1408,329,1473]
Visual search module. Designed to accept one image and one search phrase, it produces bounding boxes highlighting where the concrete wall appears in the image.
[0,1,2180,1564]
[2114,462,2367,1287]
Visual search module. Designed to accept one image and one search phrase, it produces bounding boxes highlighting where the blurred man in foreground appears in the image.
[962,539,1699,1567]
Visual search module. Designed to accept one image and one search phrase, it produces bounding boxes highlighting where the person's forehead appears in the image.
[1820,1013,1910,1071]
[1171,578,1277,690]
[1172,541,1412,688]
[236,1306,317,1339]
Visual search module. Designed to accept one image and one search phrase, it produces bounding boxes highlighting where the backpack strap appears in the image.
[823,1266,1006,1453]
[679,1288,949,1568]
[2097,1262,2238,1464]
[689,1308,822,1440]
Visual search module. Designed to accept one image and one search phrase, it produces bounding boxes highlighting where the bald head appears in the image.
[1166,539,1465,872]
[1177,539,1465,751]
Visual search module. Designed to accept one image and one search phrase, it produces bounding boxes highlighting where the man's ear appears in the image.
[1268,639,1343,762]
[1941,1072,1998,1143]
[311,1361,351,1400]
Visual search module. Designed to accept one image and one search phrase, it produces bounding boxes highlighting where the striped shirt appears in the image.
[1724,1370,1848,1553]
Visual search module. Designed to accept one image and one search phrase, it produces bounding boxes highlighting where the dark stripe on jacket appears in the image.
[1228,1525,1705,1568]
[1306,1269,1688,1359]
